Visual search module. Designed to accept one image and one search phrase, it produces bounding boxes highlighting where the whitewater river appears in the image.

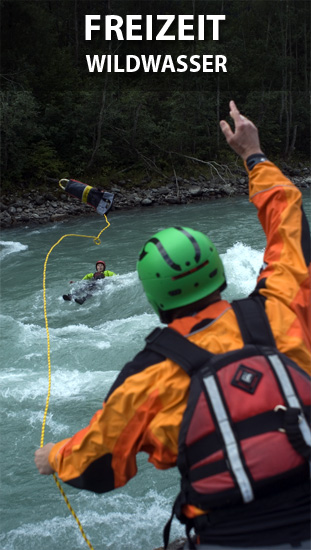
[1,191,310,550]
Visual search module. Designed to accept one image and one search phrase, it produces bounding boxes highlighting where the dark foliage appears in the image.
[1,0,310,188]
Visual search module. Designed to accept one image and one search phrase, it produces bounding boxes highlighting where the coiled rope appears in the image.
[41,215,111,550]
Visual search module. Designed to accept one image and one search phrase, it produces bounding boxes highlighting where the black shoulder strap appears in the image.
[145,327,213,376]
[145,297,275,375]
[231,296,276,347]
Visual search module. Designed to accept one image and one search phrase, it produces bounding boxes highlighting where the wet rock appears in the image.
[13,199,24,207]
[165,195,180,204]
[0,211,12,227]
[45,193,57,201]
[50,213,67,222]
[189,186,203,197]
[154,186,171,195]
[141,198,153,206]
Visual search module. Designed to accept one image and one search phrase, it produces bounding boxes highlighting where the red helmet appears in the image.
[96,260,106,270]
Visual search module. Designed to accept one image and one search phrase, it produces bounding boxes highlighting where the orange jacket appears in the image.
[49,161,311,505]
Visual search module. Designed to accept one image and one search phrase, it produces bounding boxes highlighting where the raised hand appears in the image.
[220,100,264,160]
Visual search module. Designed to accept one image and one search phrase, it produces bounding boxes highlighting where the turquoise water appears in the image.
[0,192,309,550]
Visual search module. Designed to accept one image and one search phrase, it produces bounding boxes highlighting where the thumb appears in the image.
[219,120,233,141]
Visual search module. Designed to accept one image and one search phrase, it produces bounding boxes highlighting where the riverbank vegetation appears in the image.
[1,0,310,192]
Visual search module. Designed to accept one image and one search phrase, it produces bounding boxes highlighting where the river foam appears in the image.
[0,240,28,260]
[3,196,307,550]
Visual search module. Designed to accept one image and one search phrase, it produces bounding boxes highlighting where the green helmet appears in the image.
[137,226,226,320]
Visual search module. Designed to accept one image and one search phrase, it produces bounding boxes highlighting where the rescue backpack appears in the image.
[145,296,311,549]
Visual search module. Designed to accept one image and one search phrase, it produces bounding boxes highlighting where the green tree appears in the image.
[0,90,40,181]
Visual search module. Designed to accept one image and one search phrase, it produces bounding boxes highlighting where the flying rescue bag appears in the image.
[59,179,114,215]
[145,296,311,549]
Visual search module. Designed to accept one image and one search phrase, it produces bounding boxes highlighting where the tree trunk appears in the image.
[86,0,111,169]
[74,0,79,66]
[86,82,108,170]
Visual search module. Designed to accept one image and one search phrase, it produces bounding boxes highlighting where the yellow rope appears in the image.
[41,214,111,550]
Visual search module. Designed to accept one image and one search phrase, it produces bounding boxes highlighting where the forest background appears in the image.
[1,0,310,193]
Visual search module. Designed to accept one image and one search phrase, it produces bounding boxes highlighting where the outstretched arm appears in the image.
[220,100,311,374]
[82,273,93,280]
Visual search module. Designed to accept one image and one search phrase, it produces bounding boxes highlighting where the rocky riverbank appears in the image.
[1,165,310,229]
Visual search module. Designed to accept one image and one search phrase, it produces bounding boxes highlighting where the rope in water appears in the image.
[40,215,111,550]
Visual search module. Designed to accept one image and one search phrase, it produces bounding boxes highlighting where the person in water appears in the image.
[35,101,310,549]
[64,260,116,303]
[69,260,116,284]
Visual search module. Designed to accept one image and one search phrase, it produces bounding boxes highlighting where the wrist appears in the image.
[246,153,268,170]
[242,147,264,159]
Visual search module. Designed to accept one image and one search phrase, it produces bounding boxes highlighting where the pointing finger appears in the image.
[229,101,245,125]
[229,100,238,113]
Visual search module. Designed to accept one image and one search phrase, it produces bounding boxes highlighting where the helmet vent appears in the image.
[194,283,199,287]
[209,268,218,278]
[172,259,209,280]
[156,273,161,278]
[169,289,182,296]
